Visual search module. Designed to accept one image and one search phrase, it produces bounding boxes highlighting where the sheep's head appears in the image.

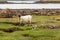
[18,14,21,17]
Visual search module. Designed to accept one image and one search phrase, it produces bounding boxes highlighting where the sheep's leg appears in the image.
[28,20,32,26]
[20,21,21,25]
[20,20,22,25]
[18,17,21,25]
[18,17,19,22]
[20,20,24,26]
[18,17,20,23]
[29,20,31,24]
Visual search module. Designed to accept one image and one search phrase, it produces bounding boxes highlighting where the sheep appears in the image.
[18,15,32,25]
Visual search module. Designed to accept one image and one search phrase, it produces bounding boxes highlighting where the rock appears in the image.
[32,25,38,29]
[48,24,56,29]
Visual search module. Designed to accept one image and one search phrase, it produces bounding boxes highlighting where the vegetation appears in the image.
[0,15,60,40]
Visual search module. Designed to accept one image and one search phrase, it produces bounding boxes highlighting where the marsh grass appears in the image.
[0,15,60,40]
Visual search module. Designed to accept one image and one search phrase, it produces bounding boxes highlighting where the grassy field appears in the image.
[0,15,60,40]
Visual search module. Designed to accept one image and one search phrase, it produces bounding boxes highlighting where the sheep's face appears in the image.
[18,15,21,17]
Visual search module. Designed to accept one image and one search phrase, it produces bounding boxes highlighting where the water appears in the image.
[0,4,60,9]
[7,1,36,3]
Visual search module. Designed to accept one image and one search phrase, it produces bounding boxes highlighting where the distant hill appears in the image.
[35,1,60,3]
[0,0,60,1]
[1,0,40,1]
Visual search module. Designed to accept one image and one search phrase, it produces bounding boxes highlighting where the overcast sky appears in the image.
[0,4,60,9]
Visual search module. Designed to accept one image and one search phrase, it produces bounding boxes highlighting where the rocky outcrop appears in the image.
[0,9,60,18]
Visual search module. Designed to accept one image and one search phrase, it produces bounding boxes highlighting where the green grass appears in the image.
[0,15,60,40]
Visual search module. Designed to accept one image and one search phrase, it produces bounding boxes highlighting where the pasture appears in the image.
[0,15,60,40]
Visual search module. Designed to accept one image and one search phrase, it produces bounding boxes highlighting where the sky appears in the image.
[0,4,60,9]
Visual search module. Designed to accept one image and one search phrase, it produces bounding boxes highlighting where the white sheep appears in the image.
[18,15,32,24]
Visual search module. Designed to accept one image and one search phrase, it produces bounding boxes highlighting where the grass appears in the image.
[0,15,60,40]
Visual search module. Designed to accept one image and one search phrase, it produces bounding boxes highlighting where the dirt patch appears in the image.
[22,34,55,38]
[0,27,24,33]
[22,34,39,38]
[22,34,30,37]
